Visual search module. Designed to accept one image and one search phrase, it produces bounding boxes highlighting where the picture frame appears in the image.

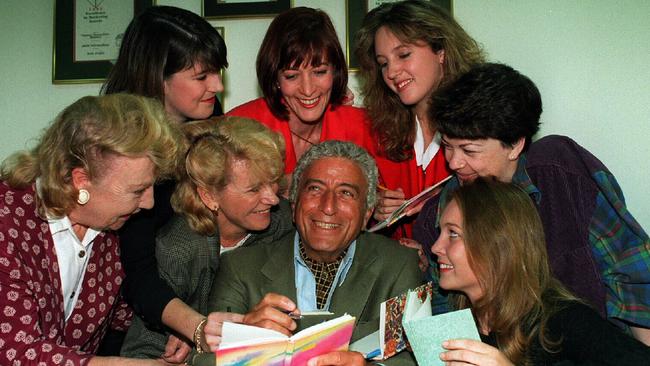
[214,26,226,109]
[345,0,452,71]
[52,0,154,84]
[202,0,290,19]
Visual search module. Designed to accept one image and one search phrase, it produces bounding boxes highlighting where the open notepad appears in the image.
[215,314,355,366]
[350,282,433,360]
[368,175,452,232]
[350,283,480,364]
[403,309,480,366]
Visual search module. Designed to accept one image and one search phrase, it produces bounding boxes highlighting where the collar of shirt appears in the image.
[220,233,251,254]
[413,115,442,171]
[36,177,100,320]
[510,153,542,204]
[293,232,357,311]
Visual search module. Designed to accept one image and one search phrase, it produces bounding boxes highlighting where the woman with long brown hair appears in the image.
[355,0,484,238]
[431,178,650,365]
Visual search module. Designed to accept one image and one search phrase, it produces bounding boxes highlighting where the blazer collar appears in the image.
[329,232,380,317]
[260,232,298,299]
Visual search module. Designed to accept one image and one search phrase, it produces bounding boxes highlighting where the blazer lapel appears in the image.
[330,233,380,318]
[260,233,298,301]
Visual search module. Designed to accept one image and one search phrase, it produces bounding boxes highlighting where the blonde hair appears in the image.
[172,116,285,235]
[447,178,578,365]
[1,94,182,217]
[355,0,485,160]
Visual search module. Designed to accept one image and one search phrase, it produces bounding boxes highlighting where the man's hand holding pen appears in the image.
[242,293,301,336]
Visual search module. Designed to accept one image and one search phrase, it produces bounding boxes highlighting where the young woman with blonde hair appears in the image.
[120,117,293,363]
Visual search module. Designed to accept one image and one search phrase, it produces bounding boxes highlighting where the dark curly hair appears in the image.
[431,63,542,150]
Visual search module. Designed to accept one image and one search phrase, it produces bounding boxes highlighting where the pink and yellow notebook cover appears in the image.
[216,314,355,366]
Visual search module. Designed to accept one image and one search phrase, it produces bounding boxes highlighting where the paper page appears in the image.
[403,291,432,322]
[219,321,287,348]
[378,300,386,357]
[368,175,452,232]
[403,309,480,366]
[291,314,354,339]
[349,330,380,359]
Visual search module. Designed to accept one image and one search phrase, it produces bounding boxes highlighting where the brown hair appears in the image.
[1,94,181,218]
[172,116,285,235]
[256,7,347,120]
[355,0,485,160]
[101,6,227,103]
[447,178,578,364]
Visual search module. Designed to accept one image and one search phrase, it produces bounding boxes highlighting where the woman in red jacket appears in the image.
[228,7,374,187]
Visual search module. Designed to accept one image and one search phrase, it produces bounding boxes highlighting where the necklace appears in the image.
[289,123,320,146]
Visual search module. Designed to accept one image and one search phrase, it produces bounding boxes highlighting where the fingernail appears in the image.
[442,340,449,347]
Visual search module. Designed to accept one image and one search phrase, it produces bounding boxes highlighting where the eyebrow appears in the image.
[129,181,153,191]
[303,178,362,194]
[441,138,480,148]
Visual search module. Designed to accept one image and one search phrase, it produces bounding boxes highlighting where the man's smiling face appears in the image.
[293,157,373,262]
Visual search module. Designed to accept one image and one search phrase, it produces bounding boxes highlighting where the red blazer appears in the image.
[0,182,132,365]
[227,98,375,174]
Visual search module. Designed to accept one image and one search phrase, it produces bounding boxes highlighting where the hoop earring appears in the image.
[77,189,90,205]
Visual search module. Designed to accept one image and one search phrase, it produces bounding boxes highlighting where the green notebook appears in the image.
[402,308,481,366]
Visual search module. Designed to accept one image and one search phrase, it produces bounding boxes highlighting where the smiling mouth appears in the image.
[439,263,454,270]
[313,220,340,229]
[298,97,320,108]
[396,79,413,91]
[253,208,271,214]
[201,96,216,103]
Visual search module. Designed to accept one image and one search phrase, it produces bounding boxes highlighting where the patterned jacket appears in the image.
[0,182,131,365]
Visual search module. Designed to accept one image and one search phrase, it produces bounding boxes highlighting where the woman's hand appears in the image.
[398,238,428,272]
[307,351,368,366]
[342,87,355,105]
[373,187,405,221]
[203,312,245,352]
[440,339,514,366]
[161,334,191,364]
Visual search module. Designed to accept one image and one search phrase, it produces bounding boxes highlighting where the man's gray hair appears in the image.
[289,140,378,208]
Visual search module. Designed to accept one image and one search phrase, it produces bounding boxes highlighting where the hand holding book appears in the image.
[369,176,452,232]
[216,314,356,366]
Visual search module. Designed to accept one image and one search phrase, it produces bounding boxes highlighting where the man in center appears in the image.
[208,141,422,365]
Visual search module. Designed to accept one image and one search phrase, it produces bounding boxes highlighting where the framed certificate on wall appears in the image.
[53,0,154,84]
[203,0,290,19]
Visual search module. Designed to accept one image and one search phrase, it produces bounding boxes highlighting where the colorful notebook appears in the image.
[350,282,433,360]
[215,314,355,366]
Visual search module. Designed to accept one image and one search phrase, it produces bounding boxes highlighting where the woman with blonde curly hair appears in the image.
[0,94,181,365]
[120,116,294,363]
[355,0,484,238]
[431,178,650,365]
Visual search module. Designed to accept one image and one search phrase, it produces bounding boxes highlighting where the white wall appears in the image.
[1,0,648,228]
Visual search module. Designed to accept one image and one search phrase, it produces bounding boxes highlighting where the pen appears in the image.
[282,309,303,320]
[365,349,381,359]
